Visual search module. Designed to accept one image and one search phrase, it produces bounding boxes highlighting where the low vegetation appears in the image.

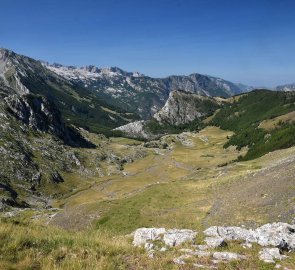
[210,90,295,160]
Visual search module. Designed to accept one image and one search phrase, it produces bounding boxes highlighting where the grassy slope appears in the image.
[2,216,295,270]
[1,127,295,269]
[210,90,295,160]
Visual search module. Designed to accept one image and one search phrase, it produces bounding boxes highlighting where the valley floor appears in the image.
[1,127,295,269]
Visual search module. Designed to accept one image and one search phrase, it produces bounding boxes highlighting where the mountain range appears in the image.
[43,61,244,119]
[1,47,295,269]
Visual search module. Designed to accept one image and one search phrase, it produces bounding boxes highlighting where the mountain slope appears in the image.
[154,90,220,125]
[210,89,295,160]
[0,48,138,135]
[44,62,242,119]
[115,90,220,139]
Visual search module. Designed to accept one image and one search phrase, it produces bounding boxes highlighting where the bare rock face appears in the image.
[5,94,64,134]
[114,120,152,140]
[154,90,219,126]
[4,94,94,148]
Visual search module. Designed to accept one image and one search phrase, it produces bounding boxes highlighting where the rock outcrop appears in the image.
[133,227,197,247]
[114,120,152,140]
[204,222,295,251]
[132,223,295,267]
[5,94,94,148]
[154,90,220,126]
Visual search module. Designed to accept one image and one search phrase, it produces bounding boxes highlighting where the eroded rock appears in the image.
[212,252,246,261]
[204,237,227,248]
[259,248,282,263]
[163,229,197,246]
[133,228,166,246]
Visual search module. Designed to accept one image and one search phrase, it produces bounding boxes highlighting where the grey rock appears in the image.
[204,226,256,242]
[212,252,246,261]
[191,250,211,257]
[255,223,295,249]
[173,254,191,265]
[194,244,210,250]
[204,237,227,248]
[241,242,253,249]
[154,90,219,126]
[114,120,154,140]
[144,242,154,251]
[259,248,282,263]
[204,223,295,250]
[163,229,197,246]
[133,228,166,246]
[180,248,211,257]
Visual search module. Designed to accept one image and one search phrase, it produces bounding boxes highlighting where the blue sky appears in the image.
[1,0,295,87]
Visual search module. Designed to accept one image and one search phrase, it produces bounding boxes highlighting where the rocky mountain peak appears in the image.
[154,90,220,126]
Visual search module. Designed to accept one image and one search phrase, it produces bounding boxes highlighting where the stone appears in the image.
[255,223,295,249]
[204,237,227,248]
[241,242,253,249]
[163,229,197,246]
[204,223,295,250]
[212,252,246,261]
[204,226,256,242]
[180,248,194,253]
[180,248,210,257]
[194,244,209,250]
[144,242,154,251]
[173,254,191,265]
[259,248,282,263]
[147,250,154,258]
[193,263,217,269]
[191,251,211,257]
[133,228,166,246]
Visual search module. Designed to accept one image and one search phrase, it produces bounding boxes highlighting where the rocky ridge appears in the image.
[0,48,138,134]
[154,90,220,125]
[43,61,243,119]
[114,90,220,139]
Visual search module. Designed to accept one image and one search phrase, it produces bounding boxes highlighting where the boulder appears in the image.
[204,223,295,250]
[204,226,256,242]
[173,254,191,265]
[133,228,166,246]
[255,223,295,249]
[212,252,246,261]
[163,229,197,246]
[204,237,227,248]
[259,248,282,263]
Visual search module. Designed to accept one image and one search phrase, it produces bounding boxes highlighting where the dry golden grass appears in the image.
[2,127,295,269]
[259,110,295,130]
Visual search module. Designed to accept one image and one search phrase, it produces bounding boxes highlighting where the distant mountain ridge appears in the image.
[0,48,138,135]
[43,61,243,119]
[276,83,295,92]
